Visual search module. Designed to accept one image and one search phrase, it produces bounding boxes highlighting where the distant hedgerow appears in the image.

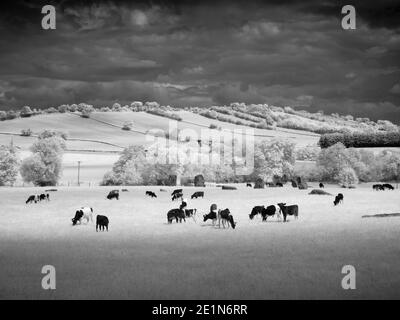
[319,132,400,148]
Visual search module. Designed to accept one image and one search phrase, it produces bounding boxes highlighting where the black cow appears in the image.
[261,205,280,221]
[276,182,283,187]
[172,192,183,201]
[146,191,157,198]
[373,184,384,191]
[319,183,324,188]
[277,203,299,222]
[26,195,37,204]
[246,183,252,187]
[291,180,298,188]
[333,193,344,206]
[218,209,236,229]
[249,206,264,220]
[191,191,204,199]
[171,189,183,196]
[96,215,109,231]
[107,190,119,200]
[167,209,186,223]
[383,183,394,190]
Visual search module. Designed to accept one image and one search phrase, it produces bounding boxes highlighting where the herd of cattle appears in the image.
[24,182,396,232]
[25,193,50,203]
[372,183,394,191]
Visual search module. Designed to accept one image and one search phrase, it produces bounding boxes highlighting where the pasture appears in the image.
[0,184,400,299]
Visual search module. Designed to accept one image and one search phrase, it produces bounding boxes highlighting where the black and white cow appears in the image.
[146,191,157,198]
[96,215,109,232]
[249,206,264,220]
[38,193,49,201]
[261,205,280,221]
[167,209,186,223]
[191,191,204,199]
[217,209,236,229]
[72,207,93,225]
[203,211,217,225]
[184,208,197,218]
[277,203,298,222]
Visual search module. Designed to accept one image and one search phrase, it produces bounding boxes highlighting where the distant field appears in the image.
[0,112,320,152]
[1,184,399,299]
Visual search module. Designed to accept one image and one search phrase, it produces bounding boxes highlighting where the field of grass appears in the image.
[1,184,399,299]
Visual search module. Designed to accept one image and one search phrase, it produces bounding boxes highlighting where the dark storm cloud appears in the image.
[0,0,399,122]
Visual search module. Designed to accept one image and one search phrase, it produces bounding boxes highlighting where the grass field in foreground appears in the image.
[0,184,399,299]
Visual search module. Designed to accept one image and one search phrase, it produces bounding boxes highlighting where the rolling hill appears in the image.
[1,106,397,185]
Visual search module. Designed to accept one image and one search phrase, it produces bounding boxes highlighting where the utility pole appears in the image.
[77,161,81,186]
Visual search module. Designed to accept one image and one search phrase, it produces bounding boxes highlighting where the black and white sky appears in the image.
[0,0,399,122]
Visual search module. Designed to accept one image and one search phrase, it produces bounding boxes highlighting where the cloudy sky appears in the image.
[0,0,399,122]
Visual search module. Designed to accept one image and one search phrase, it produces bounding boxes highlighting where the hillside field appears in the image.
[0,112,322,185]
[0,184,399,299]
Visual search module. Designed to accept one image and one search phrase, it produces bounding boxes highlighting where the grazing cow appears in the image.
[383,183,394,190]
[261,205,280,221]
[333,193,344,206]
[203,209,218,225]
[246,183,252,187]
[373,184,385,191]
[319,183,324,188]
[72,207,93,225]
[146,191,157,198]
[217,209,236,229]
[25,195,37,204]
[171,189,183,196]
[249,206,264,220]
[184,209,197,221]
[96,215,109,232]
[191,191,204,199]
[277,203,299,222]
[38,193,49,201]
[167,209,186,223]
[171,192,183,201]
[276,182,283,187]
[107,190,119,200]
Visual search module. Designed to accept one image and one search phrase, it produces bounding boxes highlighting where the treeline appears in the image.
[319,132,400,148]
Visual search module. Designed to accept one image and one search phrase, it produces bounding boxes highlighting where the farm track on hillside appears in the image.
[0,131,124,149]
